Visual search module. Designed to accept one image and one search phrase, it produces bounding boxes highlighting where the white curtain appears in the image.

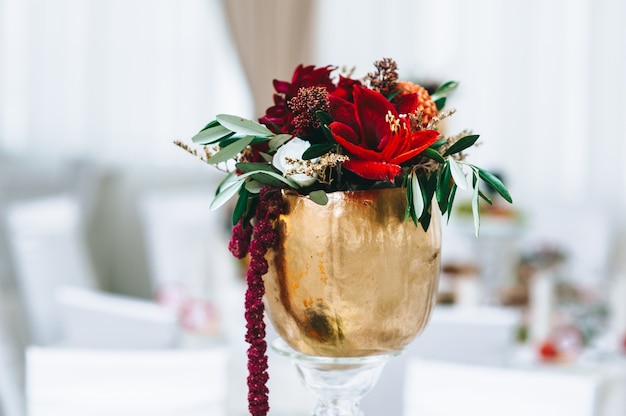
[313,0,626,231]
[0,0,252,166]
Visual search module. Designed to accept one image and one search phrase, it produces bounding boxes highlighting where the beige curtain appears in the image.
[220,0,316,117]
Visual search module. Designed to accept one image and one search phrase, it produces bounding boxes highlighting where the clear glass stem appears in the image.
[272,338,399,416]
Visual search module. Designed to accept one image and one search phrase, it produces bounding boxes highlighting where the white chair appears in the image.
[4,194,98,346]
[26,346,230,416]
[138,188,235,297]
[403,359,598,416]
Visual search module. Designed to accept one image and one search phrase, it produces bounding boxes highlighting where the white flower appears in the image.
[272,137,318,187]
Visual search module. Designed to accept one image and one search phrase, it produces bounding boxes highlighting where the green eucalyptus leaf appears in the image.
[444,135,480,156]
[411,173,424,219]
[207,135,255,165]
[309,190,329,205]
[210,178,244,211]
[303,143,335,160]
[422,147,445,164]
[216,114,273,137]
[477,168,513,203]
[191,124,234,145]
[269,134,292,151]
[448,158,468,190]
[232,187,251,225]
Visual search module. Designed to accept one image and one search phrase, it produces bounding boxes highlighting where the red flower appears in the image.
[259,65,336,134]
[329,85,440,181]
[259,65,361,135]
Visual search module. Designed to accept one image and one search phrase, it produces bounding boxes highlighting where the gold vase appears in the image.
[264,187,442,357]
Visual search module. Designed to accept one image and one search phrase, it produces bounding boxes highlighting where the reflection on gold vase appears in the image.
[264,187,442,357]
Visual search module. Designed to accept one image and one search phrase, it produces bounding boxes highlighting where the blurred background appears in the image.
[1,0,625,415]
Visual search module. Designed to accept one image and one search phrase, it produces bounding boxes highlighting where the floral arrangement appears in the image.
[176,58,511,416]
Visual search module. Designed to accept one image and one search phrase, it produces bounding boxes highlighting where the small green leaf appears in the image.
[448,158,468,190]
[436,163,452,213]
[478,188,493,205]
[232,187,251,225]
[431,138,448,148]
[235,162,274,173]
[303,143,335,160]
[320,124,335,143]
[446,183,457,223]
[210,178,244,211]
[216,114,273,137]
[422,147,445,163]
[431,81,459,101]
[198,120,220,132]
[207,135,255,165]
[191,124,234,145]
[444,135,480,156]
[411,173,424,219]
[268,134,292,151]
[309,190,328,205]
[249,173,287,187]
[245,180,264,194]
[477,168,513,203]
[386,89,402,101]
[434,97,446,111]
[237,170,299,189]
[472,180,480,237]
[315,111,332,125]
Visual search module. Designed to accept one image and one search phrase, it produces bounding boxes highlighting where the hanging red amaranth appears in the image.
[230,187,285,416]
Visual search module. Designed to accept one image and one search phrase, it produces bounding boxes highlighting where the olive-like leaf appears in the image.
[237,170,300,189]
[443,135,480,156]
[216,114,273,137]
[210,178,244,211]
[448,158,468,190]
[472,178,481,237]
[431,138,448,149]
[478,189,493,205]
[315,111,332,126]
[446,183,457,223]
[477,168,513,203]
[245,180,264,194]
[434,97,447,111]
[309,190,328,205]
[431,81,459,101]
[198,119,220,132]
[422,147,445,163]
[207,135,255,165]
[303,143,335,160]
[437,163,452,213]
[232,187,251,225]
[268,134,292,151]
[235,162,274,173]
[191,124,234,145]
[411,172,424,219]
